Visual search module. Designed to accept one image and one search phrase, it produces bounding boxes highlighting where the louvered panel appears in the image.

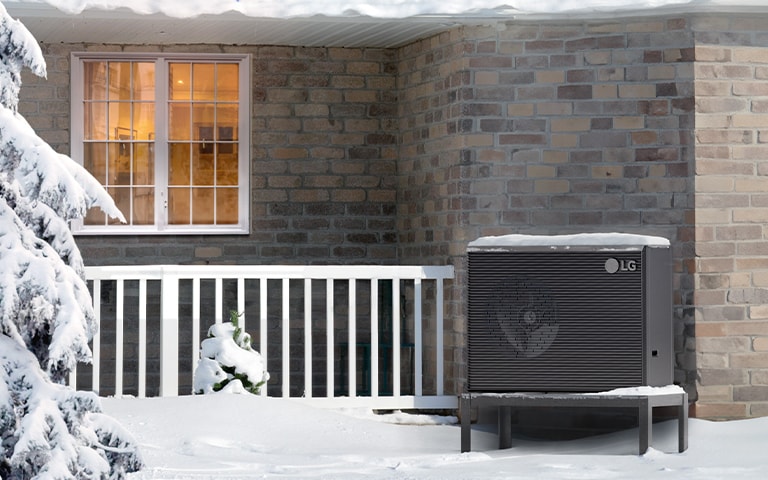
[468,251,647,392]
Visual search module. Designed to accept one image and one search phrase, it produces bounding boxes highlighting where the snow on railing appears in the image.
[72,265,456,410]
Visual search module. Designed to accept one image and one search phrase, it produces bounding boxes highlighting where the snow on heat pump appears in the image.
[467,233,673,393]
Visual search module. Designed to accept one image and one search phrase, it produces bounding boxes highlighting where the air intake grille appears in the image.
[468,251,645,392]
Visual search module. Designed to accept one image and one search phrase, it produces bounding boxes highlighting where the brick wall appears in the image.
[21,43,399,267]
[692,14,768,418]
[397,17,697,399]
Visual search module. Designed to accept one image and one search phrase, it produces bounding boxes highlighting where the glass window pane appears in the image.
[110,102,133,140]
[133,143,154,185]
[216,105,238,140]
[133,62,155,101]
[168,143,191,185]
[191,188,214,224]
[169,63,191,101]
[108,143,132,185]
[193,63,215,101]
[169,103,191,140]
[168,187,190,224]
[217,64,239,101]
[84,61,107,101]
[192,104,215,139]
[192,148,214,186]
[84,102,107,140]
[133,103,155,140]
[108,187,130,225]
[84,143,107,183]
[216,153,238,186]
[84,207,106,225]
[133,187,154,225]
[108,62,132,101]
[216,188,238,224]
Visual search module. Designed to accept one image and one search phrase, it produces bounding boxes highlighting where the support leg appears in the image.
[498,406,512,449]
[678,392,688,453]
[638,398,651,455]
[460,395,471,453]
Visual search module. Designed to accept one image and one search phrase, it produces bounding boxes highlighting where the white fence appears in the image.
[73,265,456,410]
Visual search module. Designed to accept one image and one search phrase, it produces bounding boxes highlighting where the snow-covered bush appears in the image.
[0,2,142,478]
[193,311,269,395]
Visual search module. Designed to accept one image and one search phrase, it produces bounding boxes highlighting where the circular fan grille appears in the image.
[485,278,559,359]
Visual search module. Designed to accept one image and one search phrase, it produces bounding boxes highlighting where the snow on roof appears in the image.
[468,233,670,248]
[11,0,768,20]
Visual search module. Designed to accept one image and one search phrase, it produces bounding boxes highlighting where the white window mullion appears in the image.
[154,58,169,231]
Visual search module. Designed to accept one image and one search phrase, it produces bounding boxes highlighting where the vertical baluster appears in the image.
[436,278,444,396]
[370,279,379,398]
[414,278,423,396]
[160,275,179,397]
[92,280,101,394]
[115,279,124,397]
[138,278,147,398]
[260,278,268,397]
[348,279,356,398]
[326,279,334,398]
[282,278,290,398]
[392,279,401,398]
[304,278,312,398]
[215,277,223,324]
[192,278,201,390]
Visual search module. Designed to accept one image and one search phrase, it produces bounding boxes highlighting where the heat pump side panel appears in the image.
[644,246,674,387]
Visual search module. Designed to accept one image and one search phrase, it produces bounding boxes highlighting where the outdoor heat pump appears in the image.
[467,233,673,393]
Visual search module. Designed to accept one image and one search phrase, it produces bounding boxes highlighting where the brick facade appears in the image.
[19,11,768,418]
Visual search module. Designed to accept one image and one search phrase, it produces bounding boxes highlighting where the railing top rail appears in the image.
[84,264,455,281]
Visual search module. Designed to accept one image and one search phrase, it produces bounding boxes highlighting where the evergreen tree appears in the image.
[0,2,142,478]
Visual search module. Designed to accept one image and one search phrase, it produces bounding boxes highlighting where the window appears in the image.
[71,53,250,234]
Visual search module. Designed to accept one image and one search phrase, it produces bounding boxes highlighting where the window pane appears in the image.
[193,63,215,101]
[169,103,191,140]
[191,188,214,224]
[108,62,132,101]
[84,102,107,140]
[133,103,155,140]
[216,105,238,140]
[217,64,238,101]
[168,187,190,224]
[192,104,215,139]
[192,148,214,185]
[108,187,131,225]
[133,143,154,186]
[168,143,191,185]
[216,152,238,186]
[133,62,155,101]
[169,63,191,101]
[110,102,133,140]
[84,207,106,225]
[133,187,154,225]
[84,143,107,183]
[216,188,238,224]
[108,143,131,185]
[84,61,107,101]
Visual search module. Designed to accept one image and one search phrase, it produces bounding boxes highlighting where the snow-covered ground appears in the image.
[104,394,768,479]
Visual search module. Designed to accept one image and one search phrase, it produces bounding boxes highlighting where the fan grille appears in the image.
[468,251,645,392]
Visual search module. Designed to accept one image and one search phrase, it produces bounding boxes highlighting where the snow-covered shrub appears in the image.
[193,311,269,395]
[0,2,141,477]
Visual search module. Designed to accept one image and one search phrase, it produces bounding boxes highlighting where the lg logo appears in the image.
[605,258,637,274]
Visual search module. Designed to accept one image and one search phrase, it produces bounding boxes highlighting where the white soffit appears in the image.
[5,3,474,48]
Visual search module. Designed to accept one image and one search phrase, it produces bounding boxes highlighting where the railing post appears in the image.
[160,274,179,397]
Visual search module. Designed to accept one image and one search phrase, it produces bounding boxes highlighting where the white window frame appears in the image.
[70,52,251,235]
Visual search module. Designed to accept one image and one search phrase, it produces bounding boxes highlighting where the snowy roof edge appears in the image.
[468,233,671,248]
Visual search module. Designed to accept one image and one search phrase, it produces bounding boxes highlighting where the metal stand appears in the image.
[460,391,688,455]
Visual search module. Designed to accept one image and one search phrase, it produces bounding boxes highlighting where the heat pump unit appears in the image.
[467,233,673,393]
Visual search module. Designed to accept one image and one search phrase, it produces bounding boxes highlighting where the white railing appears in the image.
[73,265,456,410]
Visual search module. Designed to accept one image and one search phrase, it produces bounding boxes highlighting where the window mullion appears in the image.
[155,58,169,231]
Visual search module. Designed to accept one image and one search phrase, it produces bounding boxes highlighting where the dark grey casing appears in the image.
[467,244,673,392]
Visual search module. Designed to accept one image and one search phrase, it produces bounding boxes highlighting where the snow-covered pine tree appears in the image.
[0,2,142,478]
